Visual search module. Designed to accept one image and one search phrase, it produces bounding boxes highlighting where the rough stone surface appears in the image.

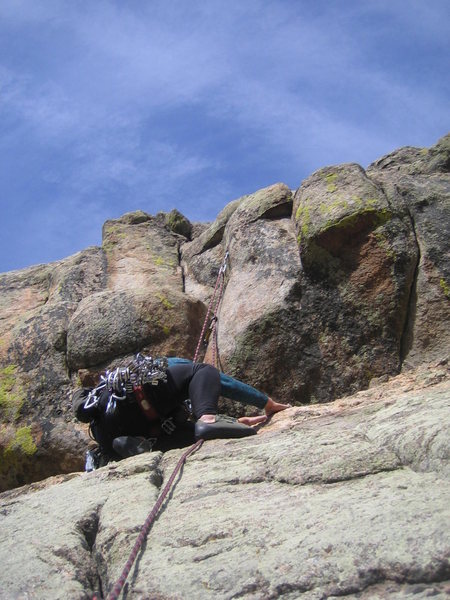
[182,197,243,301]
[367,133,450,368]
[0,363,448,599]
[0,247,107,490]
[179,137,449,409]
[213,183,296,361]
[163,208,193,239]
[289,161,419,403]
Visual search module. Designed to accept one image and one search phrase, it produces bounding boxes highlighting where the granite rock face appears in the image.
[0,134,449,493]
[367,133,450,369]
[0,363,448,599]
[0,247,107,491]
[290,162,418,402]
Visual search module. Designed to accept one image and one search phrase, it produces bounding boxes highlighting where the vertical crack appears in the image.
[78,506,104,598]
[77,455,164,599]
[177,242,186,293]
[400,209,421,366]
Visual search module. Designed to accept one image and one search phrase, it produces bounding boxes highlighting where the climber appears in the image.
[73,355,290,469]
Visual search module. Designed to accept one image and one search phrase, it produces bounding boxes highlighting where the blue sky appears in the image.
[0,1,449,273]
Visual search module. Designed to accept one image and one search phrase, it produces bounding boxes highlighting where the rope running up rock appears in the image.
[98,439,204,600]
[193,250,229,367]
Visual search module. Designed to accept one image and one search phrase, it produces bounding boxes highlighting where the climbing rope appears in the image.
[100,438,204,600]
[210,267,226,368]
[193,250,229,366]
[94,253,229,599]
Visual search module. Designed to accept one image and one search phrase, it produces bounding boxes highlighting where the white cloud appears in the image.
[0,0,448,271]
[2,1,447,164]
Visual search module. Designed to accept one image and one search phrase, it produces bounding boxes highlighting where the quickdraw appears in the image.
[84,354,168,418]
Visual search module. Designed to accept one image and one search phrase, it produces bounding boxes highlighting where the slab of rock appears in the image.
[0,364,448,599]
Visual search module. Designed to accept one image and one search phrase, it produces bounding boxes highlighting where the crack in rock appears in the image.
[76,504,104,598]
[400,208,421,366]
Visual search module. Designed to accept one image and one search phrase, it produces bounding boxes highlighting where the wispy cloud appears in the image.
[0,0,448,271]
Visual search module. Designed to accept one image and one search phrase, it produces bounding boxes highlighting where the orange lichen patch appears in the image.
[0,286,49,330]
[346,233,395,301]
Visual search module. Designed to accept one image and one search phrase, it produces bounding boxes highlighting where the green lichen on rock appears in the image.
[325,173,338,193]
[316,197,387,231]
[320,197,350,215]
[0,425,37,483]
[164,209,192,239]
[156,293,175,310]
[232,183,293,223]
[6,426,37,455]
[440,278,450,298]
[295,204,311,245]
[154,255,177,269]
[298,203,394,282]
[0,365,24,422]
[321,206,392,236]
[0,365,16,395]
[374,230,396,260]
[102,222,128,254]
[123,210,151,225]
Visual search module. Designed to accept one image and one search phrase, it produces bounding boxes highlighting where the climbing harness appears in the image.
[193,249,229,367]
[96,439,204,600]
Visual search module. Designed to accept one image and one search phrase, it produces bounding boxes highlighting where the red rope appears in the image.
[211,272,226,368]
[102,439,204,600]
[193,273,221,363]
[193,251,229,364]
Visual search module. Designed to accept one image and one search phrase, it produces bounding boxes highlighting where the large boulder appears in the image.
[0,363,448,599]
[291,162,418,402]
[181,183,302,405]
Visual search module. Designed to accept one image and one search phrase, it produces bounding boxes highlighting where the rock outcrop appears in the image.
[0,133,448,497]
[1,362,448,599]
[367,135,450,369]
[182,134,449,409]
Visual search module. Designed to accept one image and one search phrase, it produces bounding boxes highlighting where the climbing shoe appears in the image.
[112,436,155,459]
[195,415,257,441]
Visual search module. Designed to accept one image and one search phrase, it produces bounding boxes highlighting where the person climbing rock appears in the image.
[73,355,290,470]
